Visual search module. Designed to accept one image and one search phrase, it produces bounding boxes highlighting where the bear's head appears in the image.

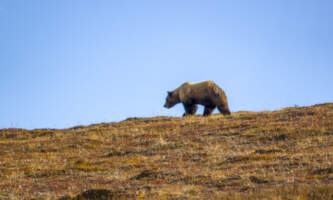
[164,91,180,108]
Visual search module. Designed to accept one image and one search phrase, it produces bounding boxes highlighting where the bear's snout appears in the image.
[164,102,171,108]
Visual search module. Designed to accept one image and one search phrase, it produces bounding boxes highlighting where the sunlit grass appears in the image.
[0,103,332,199]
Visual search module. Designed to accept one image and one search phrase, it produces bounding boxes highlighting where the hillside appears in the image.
[0,103,333,200]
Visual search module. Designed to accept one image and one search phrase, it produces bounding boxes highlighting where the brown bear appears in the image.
[164,81,231,116]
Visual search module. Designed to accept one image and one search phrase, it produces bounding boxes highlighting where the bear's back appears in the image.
[185,81,217,91]
[177,81,220,101]
[182,80,216,87]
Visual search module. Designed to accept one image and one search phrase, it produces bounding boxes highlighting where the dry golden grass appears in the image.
[0,103,333,199]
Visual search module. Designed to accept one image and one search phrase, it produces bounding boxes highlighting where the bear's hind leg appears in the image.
[217,104,231,115]
[203,105,216,116]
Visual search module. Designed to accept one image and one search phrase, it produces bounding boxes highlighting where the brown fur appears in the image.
[164,81,231,116]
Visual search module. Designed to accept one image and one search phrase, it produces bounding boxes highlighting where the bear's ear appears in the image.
[168,91,173,96]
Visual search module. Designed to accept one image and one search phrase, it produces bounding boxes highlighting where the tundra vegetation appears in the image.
[0,103,333,199]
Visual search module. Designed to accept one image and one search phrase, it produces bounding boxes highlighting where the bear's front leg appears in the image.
[183,103,198,116]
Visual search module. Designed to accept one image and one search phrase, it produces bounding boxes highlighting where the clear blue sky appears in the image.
[1,1,332,129]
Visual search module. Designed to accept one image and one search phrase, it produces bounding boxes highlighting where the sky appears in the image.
[1,0,332,129]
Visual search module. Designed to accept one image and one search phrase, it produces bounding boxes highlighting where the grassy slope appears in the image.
[0,103,333,200]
